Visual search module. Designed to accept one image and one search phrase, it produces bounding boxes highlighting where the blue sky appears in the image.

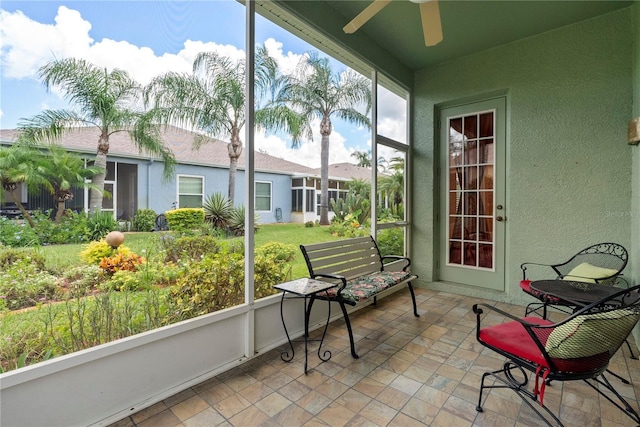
[0,1,405,167]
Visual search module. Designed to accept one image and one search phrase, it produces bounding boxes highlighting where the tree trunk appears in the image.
[227,126,243,205]
[319,115,332,226]
[55,200,66,224]
[54,190,73,224]
[89,132,110,215]
[6,189,36,228]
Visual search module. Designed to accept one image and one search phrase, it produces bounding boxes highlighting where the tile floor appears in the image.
[109,287,640,427]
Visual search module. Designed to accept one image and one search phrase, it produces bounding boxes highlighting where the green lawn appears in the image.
[41,223,341,279]
[254,223,340,278]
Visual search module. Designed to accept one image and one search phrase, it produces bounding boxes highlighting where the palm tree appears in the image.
[284,54,371,225]
[0,143,51,228]
[17,57,176,214]
[145,52,246,204]
[254,45,310,145]
[41,146,103,223]
[145,48,304,205]
[378,156,405,216]
[351,150,372,167]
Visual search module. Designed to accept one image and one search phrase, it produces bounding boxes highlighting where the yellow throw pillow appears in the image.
[562,262,618,283]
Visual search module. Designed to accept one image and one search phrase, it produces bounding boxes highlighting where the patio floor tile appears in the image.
[109,288,640,426]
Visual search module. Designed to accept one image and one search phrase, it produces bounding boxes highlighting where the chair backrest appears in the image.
[532,285,640,373]
[553,243,627,283]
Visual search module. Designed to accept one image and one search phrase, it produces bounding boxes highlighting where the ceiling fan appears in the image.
[343,0,443,47]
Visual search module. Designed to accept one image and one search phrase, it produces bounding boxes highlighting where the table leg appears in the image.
[303,295,309,374]
[280,291,333,375]
[317,298,332,363]
[279,292,294,363]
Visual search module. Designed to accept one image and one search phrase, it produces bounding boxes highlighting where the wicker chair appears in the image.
[520,242,628,319]
[473,284,640,427]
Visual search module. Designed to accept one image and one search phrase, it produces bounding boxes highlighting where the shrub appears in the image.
[0,217,39,247]
[376,228,404,257]
[165,208,205,232]
[60,265,103,297]
[132,209,157,232]
[101,270,148,292]
[79,239,133,265]
[33,210,91,244]
[168,252,245,320]
[305,221,314,228]
[0,211,91,246]
[163,235,221,263]
[255,242,297,264]
[327,217,370,238]
[0,253,58,310]
[254,242,297,298]
[99,252,145,276]
[87,211,119,240]
[0,247,46,271]
[168,241,297,320]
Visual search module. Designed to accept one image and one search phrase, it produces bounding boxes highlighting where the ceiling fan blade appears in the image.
[343,0,392,34]
[419,0,443,46]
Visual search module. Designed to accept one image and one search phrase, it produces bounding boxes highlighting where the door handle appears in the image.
[496,216,505,222]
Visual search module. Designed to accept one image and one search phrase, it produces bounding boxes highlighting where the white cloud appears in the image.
[0,6,245,86]
[377,87,407,143]
[254,118,353,168]
[262,38,304,75]
[0,6,93,78]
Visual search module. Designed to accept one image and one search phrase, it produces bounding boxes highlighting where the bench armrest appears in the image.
[381,255,411,271]
[311,273,348,293]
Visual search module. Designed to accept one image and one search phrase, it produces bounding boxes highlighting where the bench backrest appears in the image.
[300,236,383,281]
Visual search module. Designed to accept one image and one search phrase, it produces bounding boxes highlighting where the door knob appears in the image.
[496,216,505,222]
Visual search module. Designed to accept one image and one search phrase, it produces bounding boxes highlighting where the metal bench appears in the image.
[300,236,419,358]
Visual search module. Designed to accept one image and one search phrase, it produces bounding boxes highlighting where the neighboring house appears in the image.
[0,126,372,224]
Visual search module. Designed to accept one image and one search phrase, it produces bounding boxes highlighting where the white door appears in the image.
[438,98,506,290]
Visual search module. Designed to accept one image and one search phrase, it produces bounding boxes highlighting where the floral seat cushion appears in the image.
[320,270,414,304]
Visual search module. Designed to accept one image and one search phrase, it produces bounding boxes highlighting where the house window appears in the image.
[255,181,271,211]
[306,189,315,212]
[292,189,302,212]
[178,175,204,208]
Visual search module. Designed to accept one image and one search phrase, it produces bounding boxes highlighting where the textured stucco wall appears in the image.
[631,2,640,284]
[412,9,634,304]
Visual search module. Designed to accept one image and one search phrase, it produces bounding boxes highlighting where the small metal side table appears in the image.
[274,278,338,374]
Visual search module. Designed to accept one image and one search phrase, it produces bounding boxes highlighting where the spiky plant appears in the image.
[202,193,233,229]
[227,205,259,236]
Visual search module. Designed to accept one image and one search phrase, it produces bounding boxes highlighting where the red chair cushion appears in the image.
[479,317,553,367]
[520,279,532,293]
[479,318,607,373]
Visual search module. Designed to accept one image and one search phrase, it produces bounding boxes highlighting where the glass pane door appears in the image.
[447,112,495,269]
[439,97,505,291]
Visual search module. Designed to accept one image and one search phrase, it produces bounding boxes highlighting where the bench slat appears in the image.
[302,236,372,253]
[308,248,380,269]
[306,243,376,260]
